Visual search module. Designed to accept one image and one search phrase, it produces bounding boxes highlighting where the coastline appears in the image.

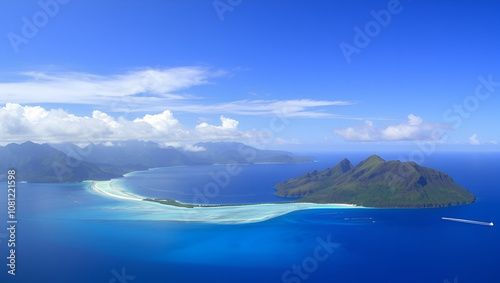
[88,180,362,223]
[90,180,144,201]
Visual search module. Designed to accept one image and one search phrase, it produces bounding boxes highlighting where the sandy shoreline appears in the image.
[89,180,362,223]
[91,181,144,201]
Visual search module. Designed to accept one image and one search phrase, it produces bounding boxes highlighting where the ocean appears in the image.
[0,152,499,283]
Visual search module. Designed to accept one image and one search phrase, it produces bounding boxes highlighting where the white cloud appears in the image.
[333,120,377,141]
[468,134,480,145]
[111,99,357,118]
[0,104,255,145]
[0,69,356,119]
[194,116,255,140]
[274,137,301,145]
[334,114,450,141]
[468,136,499,146]
[0,67,221,105]
[169,99,354,117]
[183,144,206,152]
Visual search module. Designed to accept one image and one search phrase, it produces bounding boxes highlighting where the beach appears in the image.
[89,180,361,223]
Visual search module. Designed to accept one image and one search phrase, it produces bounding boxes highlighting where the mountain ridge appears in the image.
[275,155,475,208]
[0,140,314,183]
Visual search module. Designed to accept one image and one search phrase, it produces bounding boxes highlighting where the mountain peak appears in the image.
[21,140,38,146]
[339,157,351,163]
[365,154,384,162]
[1,141,314,183]
[336,158,353,173]
[275,155,475,208]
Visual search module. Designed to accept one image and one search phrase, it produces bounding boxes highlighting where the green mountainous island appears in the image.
[275,155,475,208]
[0,141,476,209]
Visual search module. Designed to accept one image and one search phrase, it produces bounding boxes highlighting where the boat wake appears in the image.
[442,217,493,226]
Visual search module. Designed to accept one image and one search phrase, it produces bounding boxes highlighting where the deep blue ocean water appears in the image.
[1,152,499,283]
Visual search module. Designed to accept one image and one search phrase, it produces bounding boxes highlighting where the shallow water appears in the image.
[1,152,499,282]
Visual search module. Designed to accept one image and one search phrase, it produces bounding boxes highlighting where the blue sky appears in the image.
[0,0,499,151]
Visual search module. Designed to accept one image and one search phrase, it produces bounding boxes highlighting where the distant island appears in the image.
[2,140,477,210]
[275,155,475,208]
[0,140,313,183]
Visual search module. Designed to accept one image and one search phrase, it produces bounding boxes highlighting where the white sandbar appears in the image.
[89,180,362,223]
[91,181,144,201]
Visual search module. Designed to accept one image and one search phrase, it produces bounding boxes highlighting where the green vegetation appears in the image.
[0,141,124,183]
[144,197,298,208]
[0,141,313,183]
[144,198,198,208]
[275,155,476,208]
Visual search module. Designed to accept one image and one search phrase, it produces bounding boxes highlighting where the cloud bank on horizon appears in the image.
[0,102,455,146]
[0,67,363,146]
[0,65,494,148]
[0,66,491,147]
[0,103,258,146]
[333,114,451,142]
